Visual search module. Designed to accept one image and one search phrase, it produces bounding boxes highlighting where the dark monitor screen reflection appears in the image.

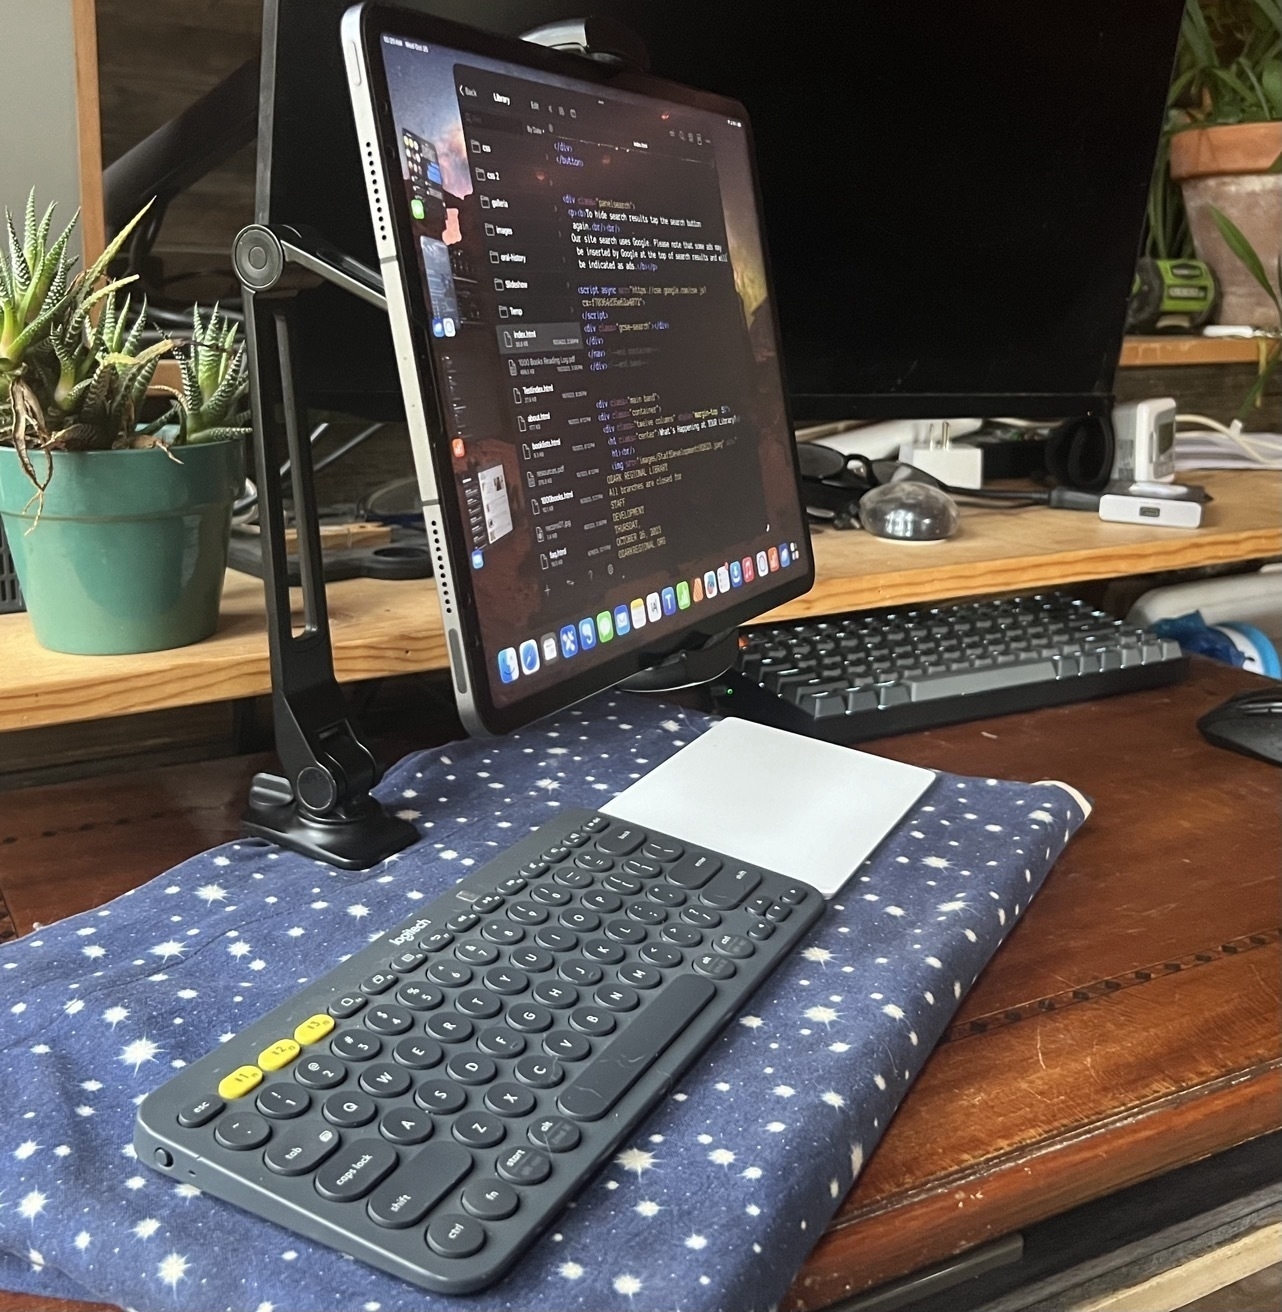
[263,0,1183,423]
[364,21,809,721]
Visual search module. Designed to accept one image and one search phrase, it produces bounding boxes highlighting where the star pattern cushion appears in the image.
[0,694,1087,1311]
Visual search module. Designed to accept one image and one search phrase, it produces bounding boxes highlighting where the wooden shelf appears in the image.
[1,470,1278,734]
[1119,336,1275,368]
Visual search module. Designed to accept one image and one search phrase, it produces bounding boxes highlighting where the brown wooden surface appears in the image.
[1118,336,1277,368]
[0,660,1279,1311]
[2,471,1279,733]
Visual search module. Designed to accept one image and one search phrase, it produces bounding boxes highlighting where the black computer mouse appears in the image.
[1197,688,1282,767]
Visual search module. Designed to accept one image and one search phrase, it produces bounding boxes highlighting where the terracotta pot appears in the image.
[1170,123,1282,330]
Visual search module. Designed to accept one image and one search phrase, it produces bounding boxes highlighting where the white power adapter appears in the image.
[898,421,984,489]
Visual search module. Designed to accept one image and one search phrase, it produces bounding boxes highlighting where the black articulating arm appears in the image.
[233,224,418,869]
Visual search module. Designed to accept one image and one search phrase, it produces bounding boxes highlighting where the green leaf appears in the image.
[1208,206,1282,312]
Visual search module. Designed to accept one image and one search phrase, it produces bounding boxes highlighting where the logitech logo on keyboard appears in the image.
[388,918,435,946]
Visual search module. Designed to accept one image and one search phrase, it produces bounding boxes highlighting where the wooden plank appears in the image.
[0,572,447,733]
[71,0,105,265]
[1,471,1277,733]
[1119,337,1274,368]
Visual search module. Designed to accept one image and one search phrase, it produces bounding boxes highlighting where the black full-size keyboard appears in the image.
[135,809,824,1294]
[719,591,1186,743]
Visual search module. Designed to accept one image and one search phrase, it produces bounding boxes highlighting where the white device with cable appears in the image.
[1111,397,1177,483]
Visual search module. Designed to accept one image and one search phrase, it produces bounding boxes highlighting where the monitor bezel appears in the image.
[350,0,814,735]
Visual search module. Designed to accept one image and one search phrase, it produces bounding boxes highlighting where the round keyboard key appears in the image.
[559,959,603,986]
[528,1115,581,1153]
[680,906,722,928]
[765,903,791,923]
[328,992,366,1018]
[746,920,775,941]
[425,1013,474,1044]
[595,826,645,856]
[455,988,503,1019]
[712,933,755,959]
[446,912,479,932]
[521,859,550,878]
[332,1030,381,1062]
[605,873,643,896]
[568,1006,615,1037]
[507,901,548,925]
[256,1085,310,1119]
[495,876,527,895]
[178,1094,225,1127]
[215,1111,271,1150]
[454,941,499,966]
[395,981,443,1011]
[778,884,807,905]
[624,856,664,879]
[427,961,472,988]
[642,838,683,861]
[506,1003,553,1033]
[594,984,640,1011]
[452,1112,505,1148]
[583,938,625,964]
[617,963,662,989]
[323,1092,377,1127]
[388,950,426,973]
[532,980,578,1008]
[553,868,593,889]
[295,1056,346,1088]
[484,1082,537,1117]
[543,1031,590,1061]
[359,1063,414,1098]
[495,1145,552,1185]
[574,851,613,872]
[639,943,682,968]
[264,1124,340,1176]
[535,926,578,951]
[361,971,397,995]
[647,884,685,906]
[471,893,505,914]
[476,1027,526,1057]
[626,902,666,925]
[417,930,454,952]
[365,1003,414,1035]
[661,924,703,948]
[508,947,555,973]
[604,919,646,945]
[415,1079,467,1115]
[582,890,622,914]
[514,1054,563,1087]
[692,952,737,980]
[446,1053,498,1085]
[461,1178,519,1220]
[379,1107,434,1145]
[482,966,529,995]
[531,885,571,907]
[541,845,571,863]
[392,1036,443,1069]
[559,909,599,932]
[563,830,590,847]
[426,1214,486,1259]
[481,923,524,946]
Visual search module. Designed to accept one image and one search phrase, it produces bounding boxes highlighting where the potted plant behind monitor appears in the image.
[1167,0,1282,328]
[0,194,249,655]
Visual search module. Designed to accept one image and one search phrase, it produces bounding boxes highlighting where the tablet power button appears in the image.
[345,40,362,87]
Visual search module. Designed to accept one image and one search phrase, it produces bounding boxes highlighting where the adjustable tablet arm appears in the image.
[233,223,418,870]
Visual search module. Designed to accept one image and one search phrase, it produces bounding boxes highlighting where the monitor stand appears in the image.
[234,222,418,870]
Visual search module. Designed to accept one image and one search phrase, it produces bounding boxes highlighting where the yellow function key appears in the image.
[217,1065,263,1100]
[257,1038,301,1071]
[293,1014,335,1046]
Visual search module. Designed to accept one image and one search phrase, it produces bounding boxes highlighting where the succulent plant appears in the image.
[1,192,250,497]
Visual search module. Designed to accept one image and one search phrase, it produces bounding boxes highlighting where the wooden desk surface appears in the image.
[1,470,1278,734]
[0,660,1277,1312]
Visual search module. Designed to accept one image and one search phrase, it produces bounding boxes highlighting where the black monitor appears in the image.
[260,0,1183,423]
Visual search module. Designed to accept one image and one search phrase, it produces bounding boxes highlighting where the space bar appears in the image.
[556,975,717,1121]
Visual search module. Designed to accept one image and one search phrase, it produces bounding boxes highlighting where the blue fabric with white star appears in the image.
[0,693,1087,1312]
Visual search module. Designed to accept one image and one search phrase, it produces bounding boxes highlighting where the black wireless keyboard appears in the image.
[718,591,1186,743]
[135,809,824,1294]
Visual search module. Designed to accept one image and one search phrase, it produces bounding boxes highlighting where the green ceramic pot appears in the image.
[0,440,244,654]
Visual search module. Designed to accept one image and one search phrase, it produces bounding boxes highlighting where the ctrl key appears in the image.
[426,1213,486,1259]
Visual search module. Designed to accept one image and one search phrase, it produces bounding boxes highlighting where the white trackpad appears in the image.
[604,718,935,898]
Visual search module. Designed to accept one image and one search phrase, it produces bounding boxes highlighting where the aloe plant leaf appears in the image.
[1209,206,1282,312]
